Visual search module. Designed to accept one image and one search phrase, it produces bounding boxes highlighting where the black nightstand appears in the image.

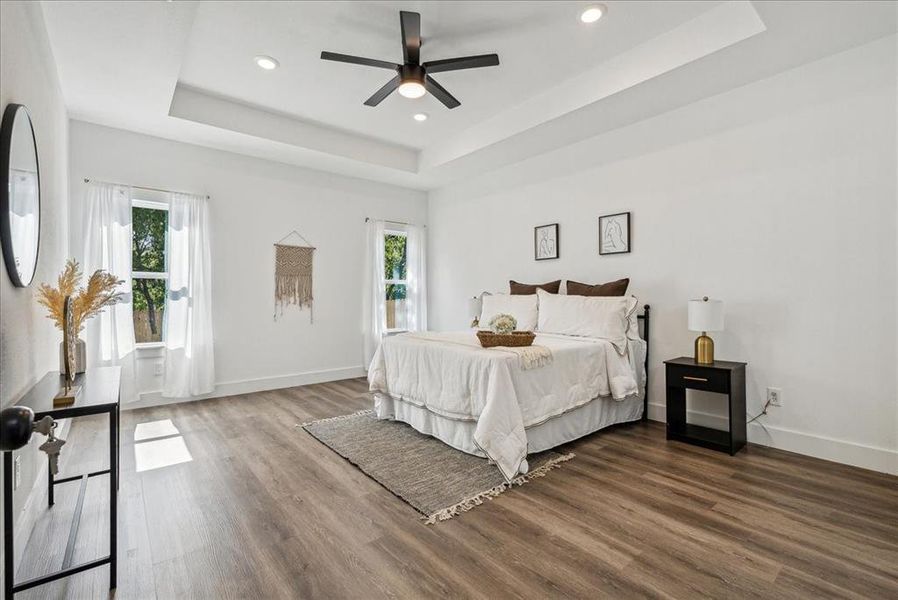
[664,357,747,455]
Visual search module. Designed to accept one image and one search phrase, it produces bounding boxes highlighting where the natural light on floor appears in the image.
[134,418,180,441]
[134,419,193,472]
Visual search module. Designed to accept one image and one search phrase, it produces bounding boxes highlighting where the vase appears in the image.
[59,338,87,374]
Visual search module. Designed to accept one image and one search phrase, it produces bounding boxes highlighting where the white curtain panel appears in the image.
[362,219,386,367]
[163,192,215,398]
[406,224,428,333]
[82,182,137,403]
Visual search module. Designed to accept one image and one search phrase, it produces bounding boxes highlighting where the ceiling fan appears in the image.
[320,11,499,109]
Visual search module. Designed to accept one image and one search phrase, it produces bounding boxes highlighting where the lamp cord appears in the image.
[747,399,772,425]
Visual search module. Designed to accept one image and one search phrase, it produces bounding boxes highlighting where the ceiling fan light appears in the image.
[580,5,606,24]
[398,81,426,99]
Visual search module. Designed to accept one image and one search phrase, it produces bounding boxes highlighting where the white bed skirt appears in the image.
[374,389,645,459]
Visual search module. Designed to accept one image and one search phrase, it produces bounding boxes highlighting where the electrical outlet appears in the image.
[767,387,783,407]
[154,362,164,376]
[13,455,21,491]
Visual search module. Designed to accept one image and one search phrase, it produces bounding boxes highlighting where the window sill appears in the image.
[135,343,165,358]
[384,329,408,336]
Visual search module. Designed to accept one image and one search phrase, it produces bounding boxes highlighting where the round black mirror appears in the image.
[0,103,41,288]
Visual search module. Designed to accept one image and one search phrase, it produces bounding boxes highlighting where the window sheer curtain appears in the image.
[362,220,427,368]
[82,182,137,403]
[406,224,427,333]
[163,192,215,398]
[363,219,386,367]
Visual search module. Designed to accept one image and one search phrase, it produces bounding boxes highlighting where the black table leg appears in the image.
[666,385,687,438]
[109,408,117,590]
[4,453,14,600]
[47,455,54,507]
[116,404,120,491]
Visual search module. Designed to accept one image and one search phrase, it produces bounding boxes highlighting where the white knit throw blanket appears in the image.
[403,332,553,371]
[495,345,553,370]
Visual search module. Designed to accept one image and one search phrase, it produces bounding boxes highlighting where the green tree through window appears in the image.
[384,233,407,330]
[132,205,168,343]
[384,233,407,302]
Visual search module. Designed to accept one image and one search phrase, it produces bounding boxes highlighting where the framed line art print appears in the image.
[534,223,559,260]
[599,212,630,255]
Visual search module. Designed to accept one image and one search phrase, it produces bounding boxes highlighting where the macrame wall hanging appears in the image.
[274,230,315,322]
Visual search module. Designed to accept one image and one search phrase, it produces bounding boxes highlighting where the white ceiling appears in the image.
[40,1,898,190]
[178,1,718,150]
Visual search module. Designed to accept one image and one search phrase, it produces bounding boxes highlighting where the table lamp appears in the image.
[688,296,724,364]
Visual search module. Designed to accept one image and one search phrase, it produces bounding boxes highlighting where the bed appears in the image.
[368,305,650,481]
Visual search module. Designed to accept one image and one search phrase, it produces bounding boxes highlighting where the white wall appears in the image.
[0,0,70,580]
[428,37,897,474]
[68,121,427,405]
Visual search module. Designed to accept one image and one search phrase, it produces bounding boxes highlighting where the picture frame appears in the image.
[599,212,630,255]
[534,223,559,261]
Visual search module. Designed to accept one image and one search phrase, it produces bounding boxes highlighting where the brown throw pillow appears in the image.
[509,279,561,295]
[566,278,629,296]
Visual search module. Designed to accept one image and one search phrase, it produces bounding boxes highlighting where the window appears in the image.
[384,231,407,331]
[132,199,168,345]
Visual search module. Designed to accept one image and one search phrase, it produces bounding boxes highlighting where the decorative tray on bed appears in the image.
[476,331,536,348]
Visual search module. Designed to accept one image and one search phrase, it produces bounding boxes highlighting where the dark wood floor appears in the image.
[14,377,898,599]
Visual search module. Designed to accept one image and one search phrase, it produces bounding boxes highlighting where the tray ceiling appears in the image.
[40,1,898,190]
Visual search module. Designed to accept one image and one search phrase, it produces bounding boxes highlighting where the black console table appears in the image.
[3,366,120,599]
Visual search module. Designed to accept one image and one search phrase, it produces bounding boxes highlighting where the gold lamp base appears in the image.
[694,333,714,364]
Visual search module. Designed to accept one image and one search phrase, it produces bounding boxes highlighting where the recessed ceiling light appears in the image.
[580,4,606,24]
[398,80,427,99]
[413,113,428,122]
[254,55,279,70]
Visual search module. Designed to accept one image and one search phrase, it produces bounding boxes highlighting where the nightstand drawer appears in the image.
[666,364,729,392]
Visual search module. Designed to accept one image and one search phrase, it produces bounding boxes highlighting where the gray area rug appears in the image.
[302,410,574,524]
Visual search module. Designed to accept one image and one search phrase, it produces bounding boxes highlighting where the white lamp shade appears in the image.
[688,298,724,332]
[467,297,482,319]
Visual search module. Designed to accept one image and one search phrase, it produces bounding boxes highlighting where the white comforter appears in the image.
[367,331,644,482]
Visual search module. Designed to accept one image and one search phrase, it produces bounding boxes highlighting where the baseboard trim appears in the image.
[647,402,897,475]
[130,366,367,410]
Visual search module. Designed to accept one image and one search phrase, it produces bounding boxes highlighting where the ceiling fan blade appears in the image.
[320,51,400,70]
[424,76,460,109]
[423,54,500,74]
[364,75,402,107]
[400,11,421,64]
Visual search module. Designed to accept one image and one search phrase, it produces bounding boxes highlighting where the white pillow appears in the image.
[536,289,634,353]
[626,296,642,341]
[480,294,538,331]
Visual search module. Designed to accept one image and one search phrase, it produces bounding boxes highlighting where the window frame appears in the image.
[383,229,408,334]
[131,197,169,348]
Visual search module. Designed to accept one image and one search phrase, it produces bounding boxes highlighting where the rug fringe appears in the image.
[299,409,374,428]
[423,452,575,525]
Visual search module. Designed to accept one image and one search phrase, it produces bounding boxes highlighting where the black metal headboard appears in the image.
[636,305,650,421]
